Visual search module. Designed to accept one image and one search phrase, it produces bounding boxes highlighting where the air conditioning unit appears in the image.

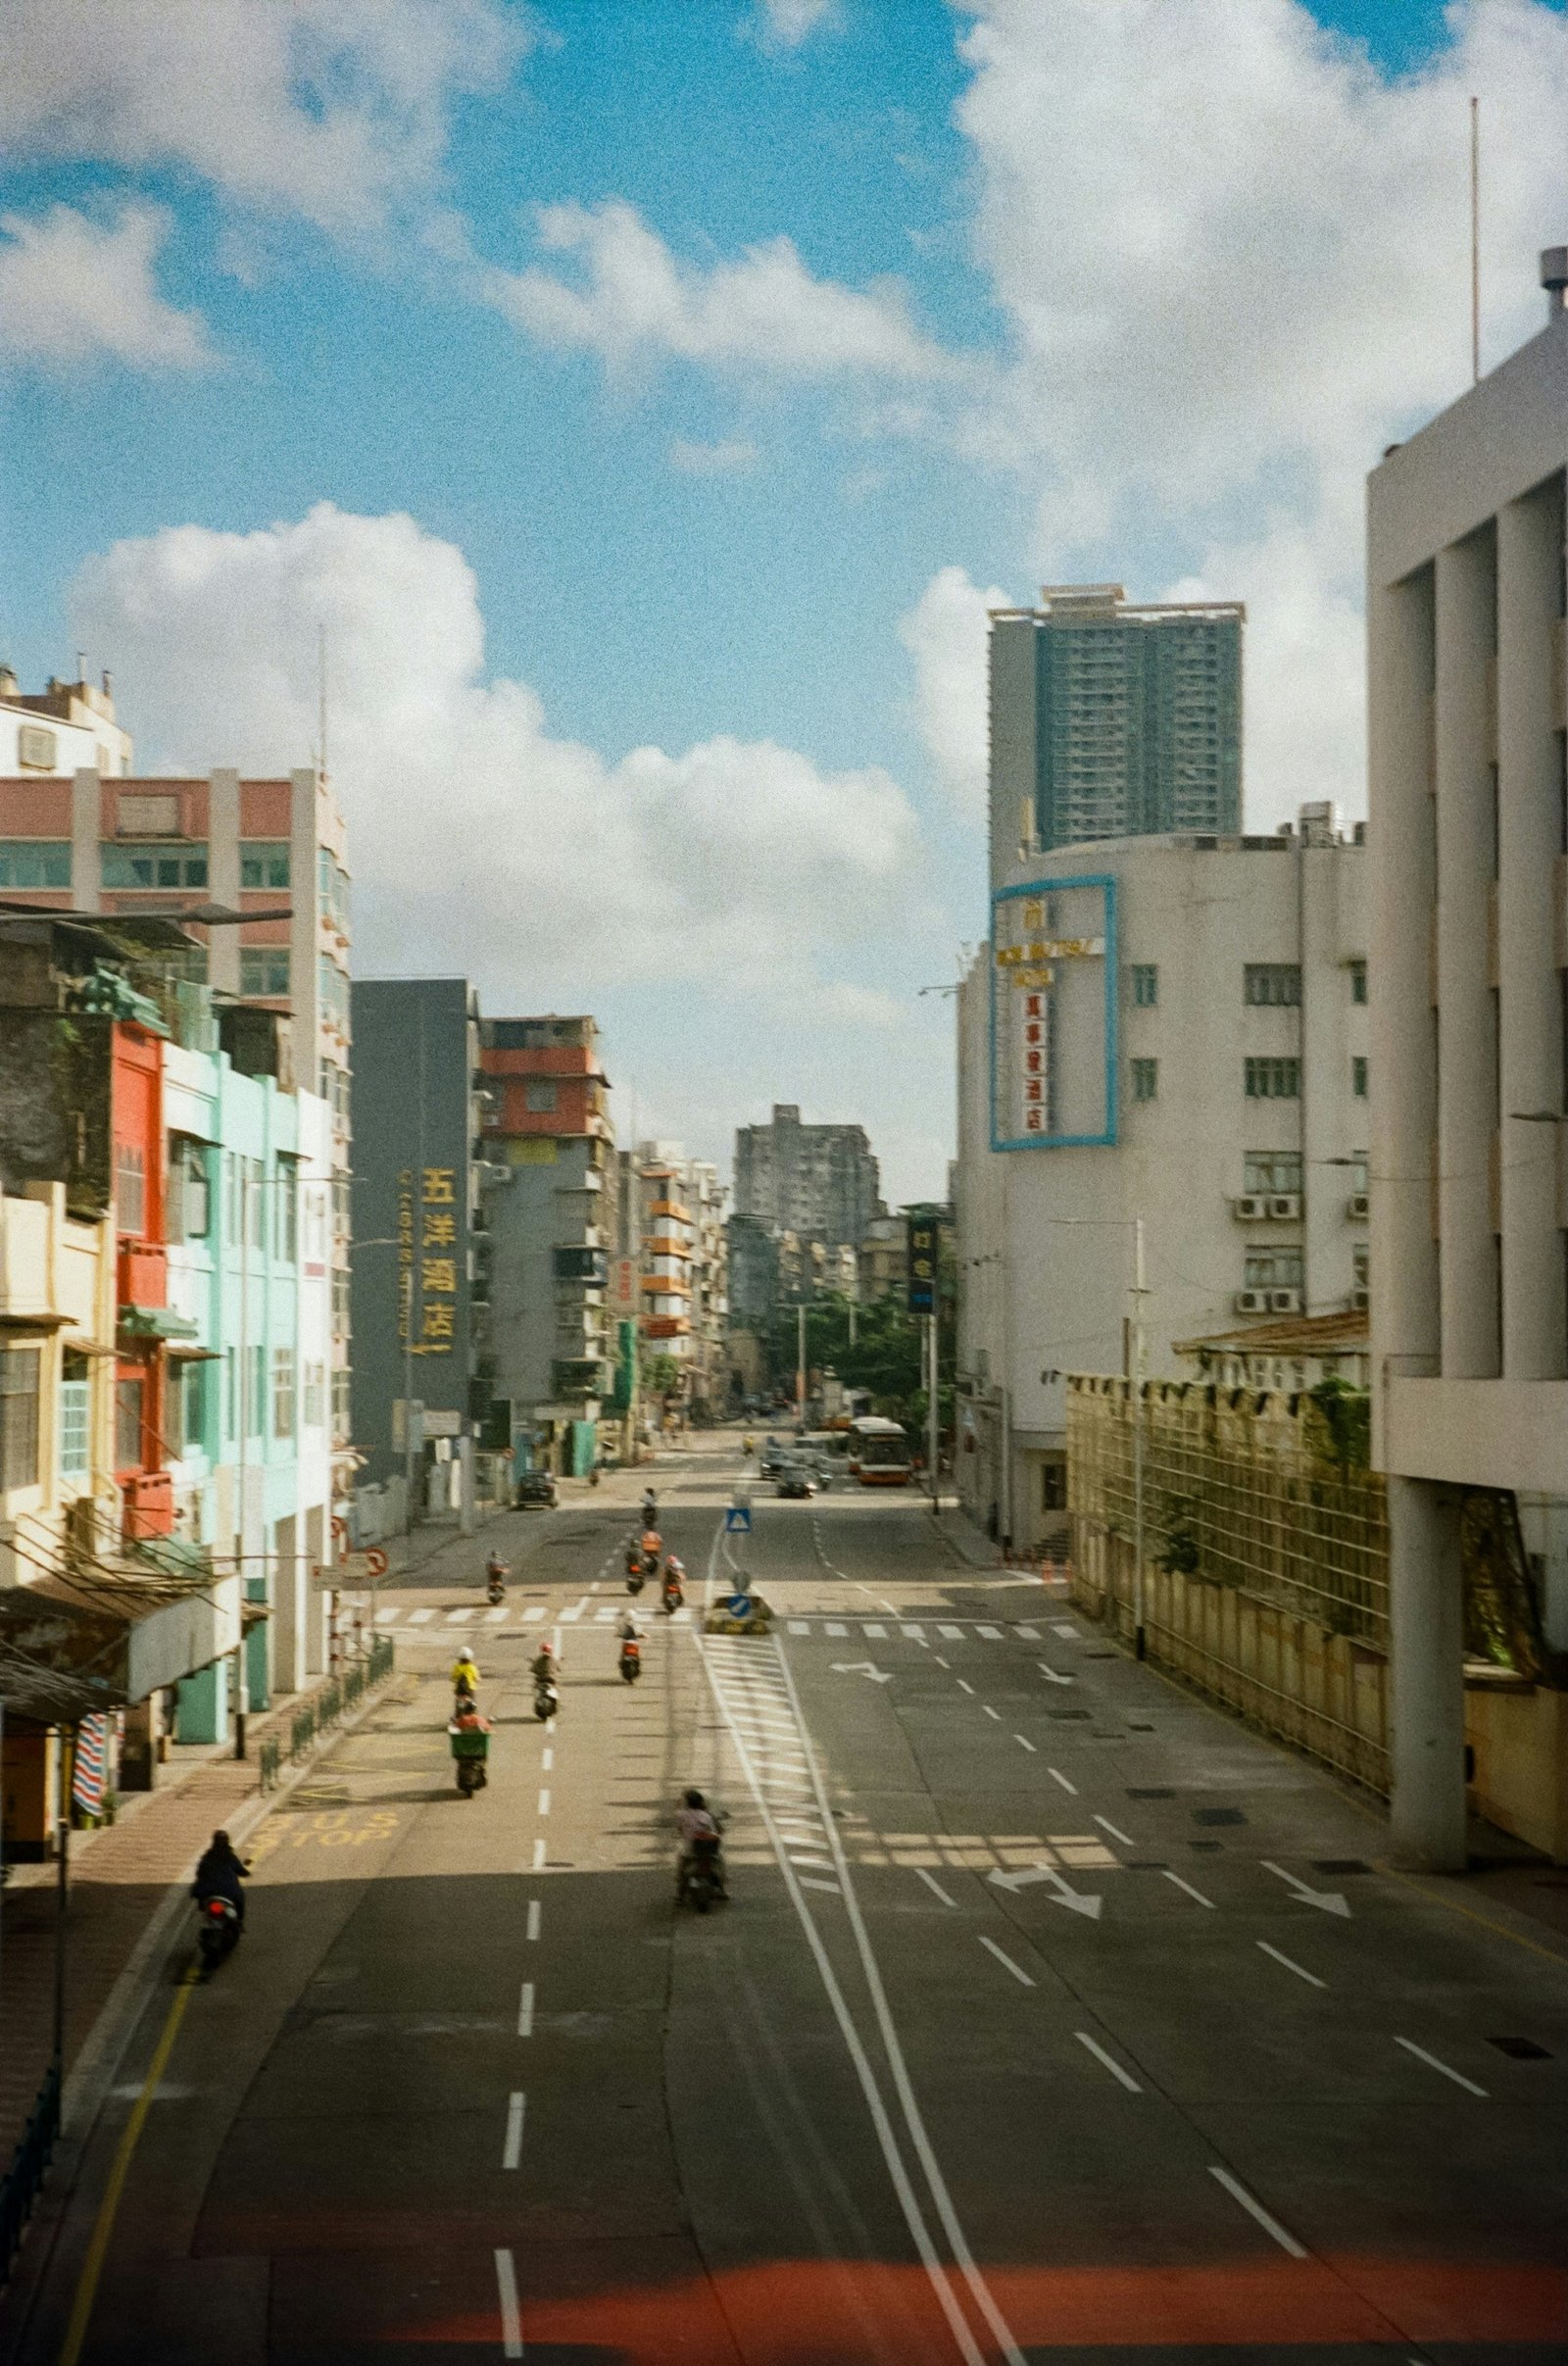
[1267,1194,1301,1219]
[1351,1286,1369,1311]
[1268,1288,1302,1313]
[1348,1191,1369,1219]
[1235,1289,1269,1313]
[1233,1195,1267,1221]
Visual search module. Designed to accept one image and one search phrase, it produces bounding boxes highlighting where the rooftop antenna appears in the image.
[318,621,328,780]
[1470,95,1481,385]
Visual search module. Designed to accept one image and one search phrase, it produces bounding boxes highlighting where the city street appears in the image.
[9,1439,1567,2366]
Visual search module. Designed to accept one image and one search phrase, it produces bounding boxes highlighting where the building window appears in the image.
[1130,1058,1158,1102]
[249,1344,265,1439]
[276,1158,299,1263]
[304,1362,325,1430]
[115,1142,146,1235]
[1351,1056,1368,1098]
[525,1079,559,1112]
[1352,1243,1370,1288]
[225,1348,236,1438]
[166,1137,211,1243]
[1244,1248,1303,1290]
[101,844,209,890]
[59,1354,91,1481]
[114,1374,144,1472]
[1130,963,1158,1008]
[240,842,290,889]
[240,949,290,997]
[271,1347,295,1440]
[1244,963,1301,1007]
[331,1368,351,1440]
[1244,1151,1302,1194]
[1349,960,1367,1005]
[0,840,72,888]
[1042,1462,1067,1512]
[1245,1058,1299,1099]
[181,1359,208,1452]
[0,1347,42,1490]
[318,953,351,1031]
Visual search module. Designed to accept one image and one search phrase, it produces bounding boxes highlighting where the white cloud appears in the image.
[477,198,950,382]
[669,435,759,475]
[67,504,926,990]
[953,0,1568,815]
[0,203,211,370]
[753,0,839,50]
[0,0,521,237]
[898,565,1012,817]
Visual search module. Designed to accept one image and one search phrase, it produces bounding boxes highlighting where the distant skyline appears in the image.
[3,0,1566,1198]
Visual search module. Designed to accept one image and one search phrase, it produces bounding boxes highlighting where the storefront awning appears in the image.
[119,1306,199,1341]
[0,1556,243,1725]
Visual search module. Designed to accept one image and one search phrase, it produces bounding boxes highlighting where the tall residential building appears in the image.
[956,804,1367,1553]
[732,1103,883,1248]
[477,1013,613,1477]
[1368,248,1568,1873]
[627,1144,729,1417]
[0,665,132,778]
[350,979,483,1515]
[0,762,355,1485]
[988,585,1243,869]
[725,1211,778,1331]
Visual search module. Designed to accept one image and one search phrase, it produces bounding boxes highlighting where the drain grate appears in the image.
[1190,1840,1222,1853]
[1127,1786,1175,1799]
[1312,1857,1371,1875]
[1048,1708,1092,1720]
[1124,1859,1170,1871]
[1126,1719,1155,1731]
[1489,2036,1551,2060]
[1193,1807,1247,1827]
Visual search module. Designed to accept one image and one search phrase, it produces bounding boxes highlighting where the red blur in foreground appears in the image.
[403,2252,1568,2357]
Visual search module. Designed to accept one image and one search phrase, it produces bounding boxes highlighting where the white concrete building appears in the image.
[956,806,1367,1552]
[0,666,132,779]
[1368,248,1568,1871]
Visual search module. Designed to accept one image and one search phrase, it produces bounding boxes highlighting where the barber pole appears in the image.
[73,1712,109,1816]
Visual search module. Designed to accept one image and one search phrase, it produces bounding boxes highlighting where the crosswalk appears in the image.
[786,1617,1054,1644]
[704,1635,842,1897]
[375,1602,692,1635]
[371,1602,1070,1648]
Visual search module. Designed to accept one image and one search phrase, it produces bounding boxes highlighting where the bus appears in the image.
[846,1415,911,1487]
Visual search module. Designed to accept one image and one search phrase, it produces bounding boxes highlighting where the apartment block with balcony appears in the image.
[955,806,1366,1551]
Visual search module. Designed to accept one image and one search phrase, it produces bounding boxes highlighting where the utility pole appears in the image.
[234,1163,250,1759]
[927,1306,940,1516]
[796,1300,807,1429]
[1131,1214,1147,1663]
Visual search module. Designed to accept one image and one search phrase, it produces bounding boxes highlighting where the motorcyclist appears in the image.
[485,1550,508,1580]
[191,1829,250,1924]
[452,1697,489,1735]
[530,1639,561,1688]
[616,1607,643,1643]
[641,1487,658,1523]
[662,1554,685,1607]
[640,1528,662,1565]
[451,1649,480,1701]
[624,1534,644,1574]
[675,1789,725,1898]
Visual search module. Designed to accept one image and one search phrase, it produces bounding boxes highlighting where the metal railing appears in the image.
[0,2060,61,2290]
[260,1636,395,1793]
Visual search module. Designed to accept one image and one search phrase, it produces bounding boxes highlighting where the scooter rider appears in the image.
[191,1829,250,1925]
[662,1554,685,1607]
[674,1789,725,1897]
[451,1648,481,1701]
[530,1638,562,1687]
[616,1606,643,1642]
[641,1487,658,1524]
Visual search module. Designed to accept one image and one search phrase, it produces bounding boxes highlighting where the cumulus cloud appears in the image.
[669,435,759,475]
[898,565,1012,817]
[952,0,1568,815]
[0,0,521,237]
[0,202,211,370]
[753,0,839,50]
[67,504,926,990]
[476,198,950,382]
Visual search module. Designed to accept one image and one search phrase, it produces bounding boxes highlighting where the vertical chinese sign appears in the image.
[990,875,1117,1150]
[906,1212,939,1313]
[415,1165,458,1357]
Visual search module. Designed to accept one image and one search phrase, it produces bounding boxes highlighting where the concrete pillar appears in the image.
[1496,484,1567,1378]
[271,1507,306,1695]
[303,1503,327,1678]
[71,768,102,912]
[1368,566,1440,1461]
[1388,1475,1467,1872]
[459,1433,475,1536]
[1434,531,1500,1375]
[208,769,241,996]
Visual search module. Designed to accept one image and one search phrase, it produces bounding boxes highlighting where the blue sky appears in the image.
[2,0,1565,1198]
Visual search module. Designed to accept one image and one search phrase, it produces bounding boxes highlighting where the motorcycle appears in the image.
[485,1560,508,1605]
[626,1566,645,1596]
[450,1720,490,1795]
[533,1676,559,1723]
[196,1893,242,1972]
[677,1834,725,1916]
[619,1638,642,1685]
[662,1573,684,1613]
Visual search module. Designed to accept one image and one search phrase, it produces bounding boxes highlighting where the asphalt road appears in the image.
[10,1436,1568,2364]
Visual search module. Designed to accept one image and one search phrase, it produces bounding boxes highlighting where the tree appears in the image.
[764,1290,955,1432]
[642,1352,682,1401]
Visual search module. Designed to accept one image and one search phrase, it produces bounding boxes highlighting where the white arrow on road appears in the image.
[830,1660,894,1684]
[988,1861,1102,1919]
[1259,1859,1351,1917]
[1036,1660,1075,1686]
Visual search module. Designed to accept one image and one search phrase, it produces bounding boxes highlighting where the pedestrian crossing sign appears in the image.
[724,1504,752,1533]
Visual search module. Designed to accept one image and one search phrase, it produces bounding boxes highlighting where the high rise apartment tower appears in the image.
[732,1104,883,1249]
[989,585,1244,869]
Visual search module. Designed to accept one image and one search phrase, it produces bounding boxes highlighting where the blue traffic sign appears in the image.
[728,1593,753,1619]
[724,1504,752,1534]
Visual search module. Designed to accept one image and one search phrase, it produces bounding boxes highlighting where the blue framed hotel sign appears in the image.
[989,874,1118,1151]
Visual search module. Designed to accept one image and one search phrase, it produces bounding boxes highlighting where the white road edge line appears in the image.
[503,2090,526,2170]
[1256,1940,1326,1990]
[517,1981,534,2037]
[914,1866,958,1908]
[978,1934,1036,1989]
[1074,2032,1142,2093]
[1394,2036,1489,2096]
[1208,2166,1308,2257]
[1161,1870,1216,1909]
[495,2246,522,2358]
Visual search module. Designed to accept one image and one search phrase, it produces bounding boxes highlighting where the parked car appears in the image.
[515,1469,559,1508]
[776,1465,817,1500]
[760,1440,790,1476]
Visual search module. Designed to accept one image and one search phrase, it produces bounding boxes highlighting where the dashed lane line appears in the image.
[1208,2167,1308,2258]
[1256,1940,1326,1989]
[502,2091,526,2170]
[1075,2033,1143,2094]
[1048,1766,1079,1796]
[1394,2036,1488,2096]
[978,1935,1036,1989]
[1162,1871,1216,1909]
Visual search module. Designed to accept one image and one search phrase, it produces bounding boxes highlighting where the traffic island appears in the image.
[704,1587,774,1637]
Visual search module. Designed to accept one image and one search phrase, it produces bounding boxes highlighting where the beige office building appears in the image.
[1368,249,1568,1870]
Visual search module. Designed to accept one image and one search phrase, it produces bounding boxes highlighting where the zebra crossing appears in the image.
[783,1616,1058,1645]
[375,1601,692,1635]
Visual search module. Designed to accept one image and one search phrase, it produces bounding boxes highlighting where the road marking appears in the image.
[1094,1813,1135,1848]
[1014,1733,1037,1751]
[1014,1624,1041,1641]
[824,1621,848,1636]
[521,1605,545,1623]
[541,1747,553,1771]
[989,1861,1102,1917]
[789,1619,810,1633]
[485,1605,509,1623]
[791,1854,836,1870]
[914,1867,957,1907]
[1037,1661,1074,1686]
[526,1900,541,1942]
[495,2247,522,2358]
[1075,2032,1142,2093]
[538,1788,551,1816]
[861,1622,888,1637]
[560,1600,587,1623]
[938,1623,964,1640]
[956,1677,975,1695]
[503,2091,526,2170]
[1256,1940,1326,1989]
[445,1607,470,1624]
[1259,1858,1351,1916]
[409,1607,435,1624]
[933,1654,950,1669]
[58,1967,199,2366]
[1162,1870,1216,1908]
[1052,1622,1081,1640]
[594,1606,617,1623]
[983,1704,1003,1721]
[978,1934,1036,1988]
[1394,2036,1488,2095]
[901,1622,926,1638]
[1208,2166,1308,2257]
[975,1625,1003,1640]
[799,1876,843,1893]
[531,1839,546,1871]
[376,1606,401,1624]
[517,1982,534,2036]
[1048,1766,1079,1795]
